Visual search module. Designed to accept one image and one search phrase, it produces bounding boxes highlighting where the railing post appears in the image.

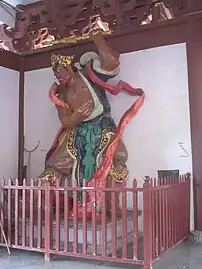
[44,182,51,261]
[186,173,191,233]
[143,176,152,269]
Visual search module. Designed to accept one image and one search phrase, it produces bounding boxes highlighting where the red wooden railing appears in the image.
[150,174,191,262]
[0,174,191,269]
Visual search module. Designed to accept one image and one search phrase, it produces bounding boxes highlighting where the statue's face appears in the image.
[53,65,74,85]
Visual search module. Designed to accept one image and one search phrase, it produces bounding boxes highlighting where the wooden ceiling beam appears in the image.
[0,49,20,71]
[22,17,187,71]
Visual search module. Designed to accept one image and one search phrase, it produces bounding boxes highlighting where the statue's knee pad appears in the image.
[39,167,60,186]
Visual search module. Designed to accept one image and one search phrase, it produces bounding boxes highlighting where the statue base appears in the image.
[19,211,142,257]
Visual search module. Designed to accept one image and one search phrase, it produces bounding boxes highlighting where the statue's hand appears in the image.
[74,101,93,119]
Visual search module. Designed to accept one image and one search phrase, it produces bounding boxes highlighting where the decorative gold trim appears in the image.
[96,130,114,167]
[39,171,57,185]
[109,163,129,182]
[66,129,78,159]
[43,31,112,46]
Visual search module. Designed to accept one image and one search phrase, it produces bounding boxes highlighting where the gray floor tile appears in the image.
[0,241,202,269]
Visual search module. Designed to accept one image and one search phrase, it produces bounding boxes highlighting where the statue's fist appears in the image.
[75,101,93,118]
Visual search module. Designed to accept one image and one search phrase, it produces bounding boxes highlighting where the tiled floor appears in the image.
[0,240,202,269]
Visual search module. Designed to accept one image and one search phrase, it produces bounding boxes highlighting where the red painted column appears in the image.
[186,17,202,230]
[18,58,24,184]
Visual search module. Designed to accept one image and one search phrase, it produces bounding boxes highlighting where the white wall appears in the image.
[24,68,60,179]
[24,43,193,228]
[0,67,19,179]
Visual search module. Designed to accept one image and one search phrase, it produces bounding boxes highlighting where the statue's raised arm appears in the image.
[79,30,120,84]
[90,30,120,71]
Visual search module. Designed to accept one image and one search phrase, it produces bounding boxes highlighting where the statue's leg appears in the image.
[39,167,62,186]
[106,175,122,217]
[105,138,129,217]
[38,168,63,216]
[45,140,74,181]
[38,140,75,215]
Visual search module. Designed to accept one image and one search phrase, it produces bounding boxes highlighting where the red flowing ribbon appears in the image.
[49,83,66,108]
